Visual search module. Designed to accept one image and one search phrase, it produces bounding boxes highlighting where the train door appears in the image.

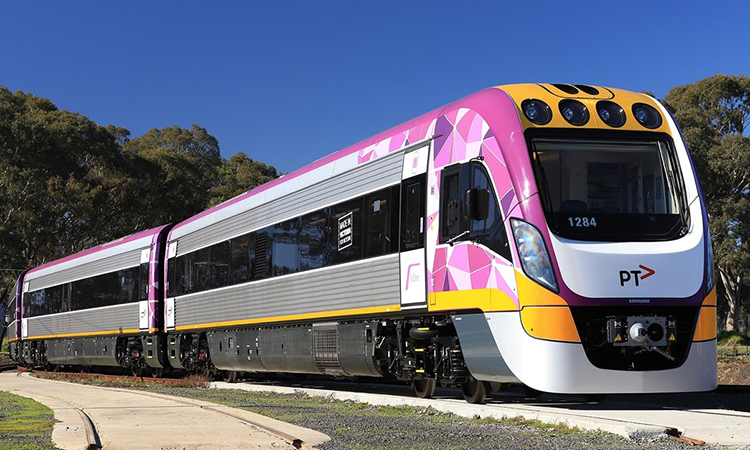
[399,144,429,309]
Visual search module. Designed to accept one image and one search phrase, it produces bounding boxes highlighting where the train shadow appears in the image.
[248,377,750,414]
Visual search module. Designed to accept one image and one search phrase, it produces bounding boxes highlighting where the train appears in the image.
[5,83,717,403]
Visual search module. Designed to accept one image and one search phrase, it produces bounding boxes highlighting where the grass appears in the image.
[718,330,750,346]
[0,391,57,450]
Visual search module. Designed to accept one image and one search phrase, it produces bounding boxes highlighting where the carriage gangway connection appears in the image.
[0,370,329,450]
[209,378,750,447]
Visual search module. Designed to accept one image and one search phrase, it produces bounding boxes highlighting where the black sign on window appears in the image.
[338,212,353,251]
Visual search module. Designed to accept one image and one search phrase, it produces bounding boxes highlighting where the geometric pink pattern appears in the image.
[354,106,521,307]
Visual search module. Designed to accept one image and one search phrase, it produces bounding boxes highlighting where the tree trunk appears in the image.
[719,266,741,332]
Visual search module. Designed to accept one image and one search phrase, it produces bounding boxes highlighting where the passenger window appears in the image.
[272,219,300,275]
[300,211,327,270]
[364,187,399,257]
[330,198,363,264]
[193,247,213,293]
[212,241,230,288]
[229,233,253,285]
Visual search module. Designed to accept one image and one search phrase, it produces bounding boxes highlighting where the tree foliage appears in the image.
[0,87,277,295]
[663,74,750,332]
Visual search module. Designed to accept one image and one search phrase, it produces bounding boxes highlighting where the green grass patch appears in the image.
[718,331,750,346]
[0,391,57,450]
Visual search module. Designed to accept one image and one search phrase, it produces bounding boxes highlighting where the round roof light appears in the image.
[521,99,552,125]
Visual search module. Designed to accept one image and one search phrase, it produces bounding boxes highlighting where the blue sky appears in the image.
[1,2,748,174]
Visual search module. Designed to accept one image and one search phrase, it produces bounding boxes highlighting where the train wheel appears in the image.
[584,394,606,403]
[412,378,436,399]
[462,376,486,404]
[523,384,542,399]
[151,367,164,378]
[489,382,510,392]
[223,371,238,383]
[131,365,144,377]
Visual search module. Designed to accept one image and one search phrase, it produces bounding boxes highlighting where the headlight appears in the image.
[596,101,626,128]
[558,100,589,126]
[632,103,662,129]
[521,99,552,125]
[511,219,558,292]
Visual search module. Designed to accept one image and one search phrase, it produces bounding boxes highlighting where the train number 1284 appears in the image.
[568,217,597,227]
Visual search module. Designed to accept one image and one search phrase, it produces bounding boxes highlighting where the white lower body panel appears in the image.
[483,311,717,394]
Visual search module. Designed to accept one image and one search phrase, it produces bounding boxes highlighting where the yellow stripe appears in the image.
[520,306,581,343]
[428,288,519,313]
[148,328,159,333]
[693,288,717,342]
[701,287,717,307]
[174,304,401,331]
[8,337,19,343]
[515,270,568,307]
[26,329,141,341]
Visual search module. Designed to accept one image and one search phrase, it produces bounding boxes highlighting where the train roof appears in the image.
[25,224,170,279]
[165,83,668,242]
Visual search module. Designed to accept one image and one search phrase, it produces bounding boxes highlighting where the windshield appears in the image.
[531,138,687,241]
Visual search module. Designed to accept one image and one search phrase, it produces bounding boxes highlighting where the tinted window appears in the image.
[139,263,149,301]
[364,187,399,258]
[272,219,300,275]
[441,169,462,239]
[120,267,138,303]
[193,247,213,293]
[401,180,424,251]
[230,233,253,285]
[300,211,327,270]
[212,241,230,288]
[178,252,195,295]
[470,164,500,235]
[330,198,362,264]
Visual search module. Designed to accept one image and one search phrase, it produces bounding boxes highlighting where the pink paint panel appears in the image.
[471,265,492,289]
[448,245,470,273]
[449,266,472,290]
[447,271,458,291]
[483,137,504,164]
[445,109,459,125]
[433,247,447,271]
[468,113,485,143]
[434,133,454,168]
[390,132,407,151]
[433,267,447,293]
[456,110,476,142]
[467,246,492,273]
[452,132,467,162]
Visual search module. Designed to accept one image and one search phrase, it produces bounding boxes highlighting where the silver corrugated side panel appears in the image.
[174,254,400,328]
[26,303,140,338]
[27,248,144,292]
[175,150,403,256]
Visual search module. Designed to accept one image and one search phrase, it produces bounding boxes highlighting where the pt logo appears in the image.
[619,265,655,287]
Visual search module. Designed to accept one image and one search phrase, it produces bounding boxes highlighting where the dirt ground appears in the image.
[717,357,750,385]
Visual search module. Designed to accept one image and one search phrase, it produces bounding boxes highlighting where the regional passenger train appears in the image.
[6,83,717,403]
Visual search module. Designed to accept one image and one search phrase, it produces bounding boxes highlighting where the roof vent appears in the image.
[552,84,579,95]
[574,85,600,95]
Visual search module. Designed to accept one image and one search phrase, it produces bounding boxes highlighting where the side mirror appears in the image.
[465,188,490,221]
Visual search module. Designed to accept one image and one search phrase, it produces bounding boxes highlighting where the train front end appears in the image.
[490,84,715,394]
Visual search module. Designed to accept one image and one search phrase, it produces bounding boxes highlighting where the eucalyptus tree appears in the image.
[663,74,750,332]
